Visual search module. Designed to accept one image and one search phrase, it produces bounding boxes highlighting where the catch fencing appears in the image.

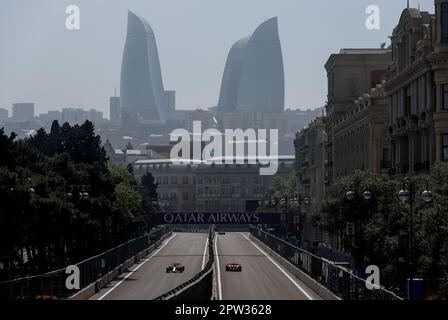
[0,225,171,300]
[250,226,402,300]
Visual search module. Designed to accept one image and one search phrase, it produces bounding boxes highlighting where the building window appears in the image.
[443,135,448,162]
[383,148,391,162]
[443,84,448,110]
[442,3,448,43]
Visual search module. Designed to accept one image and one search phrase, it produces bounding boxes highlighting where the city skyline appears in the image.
[2,0,448,303]
[0,0,435,118]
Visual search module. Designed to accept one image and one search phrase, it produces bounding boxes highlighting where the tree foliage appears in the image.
[0,122,152,281]
[317,169,448,298]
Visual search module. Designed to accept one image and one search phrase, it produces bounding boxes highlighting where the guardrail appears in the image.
[250,226,403,300]
[0,225,171,300]
[154,225,215,300]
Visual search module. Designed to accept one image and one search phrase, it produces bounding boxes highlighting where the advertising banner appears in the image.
[151,212,284,225]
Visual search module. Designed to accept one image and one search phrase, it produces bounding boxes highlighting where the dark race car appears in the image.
[166,263,185,273]
[225,263,242,272]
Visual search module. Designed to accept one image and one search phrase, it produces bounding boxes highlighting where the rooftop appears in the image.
[339,48,391,55]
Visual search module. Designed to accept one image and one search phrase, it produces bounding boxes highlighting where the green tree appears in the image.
[318,168,448,298]
[0,123,149,281]
[141,172,158,201]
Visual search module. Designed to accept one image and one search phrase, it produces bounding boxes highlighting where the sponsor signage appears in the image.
[151,212,284,225]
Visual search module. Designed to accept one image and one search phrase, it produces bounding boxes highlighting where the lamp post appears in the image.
[345,182,372,272]
[67,185,89,202]
[398,177,432,300]
[290,194,310,247]
[279,196,288,240]
[66,185,90,259]
[262,194,309,242]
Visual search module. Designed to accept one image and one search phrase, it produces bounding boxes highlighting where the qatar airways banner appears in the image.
[151,212,285,225]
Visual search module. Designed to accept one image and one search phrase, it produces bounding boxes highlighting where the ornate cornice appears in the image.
[384,58,431,92]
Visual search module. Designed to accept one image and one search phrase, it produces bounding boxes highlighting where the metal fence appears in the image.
[250,226,403,300]
[308,244,356,271]
[154,225,215,300]
[0,225,171,300]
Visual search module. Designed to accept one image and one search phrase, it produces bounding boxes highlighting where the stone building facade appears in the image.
[386,4,448,174]
[333,85,392,178]
[132,156,295,213]
[325,49,392,184]
[294,117,327,243]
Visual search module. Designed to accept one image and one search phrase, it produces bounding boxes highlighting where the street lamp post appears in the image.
[345,182,372,272]
[290,194,310,247]
[66,185,90,260]
[262,194,309,243]
[398,177,432,300]
[279,196,288,240]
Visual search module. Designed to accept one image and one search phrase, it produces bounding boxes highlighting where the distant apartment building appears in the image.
[89,109,104,124]
[325,48,391,183]
[110,96,121,125]
[221,108,325,155]
[12,103,34,122]
[62,108,77,124]
[385,4,448,174]
[294,117,327,243]
[132,156,295,213]
[0,108,8,122]
[39,110,62,126]
[181,109,216,133]
[61,107,104,125]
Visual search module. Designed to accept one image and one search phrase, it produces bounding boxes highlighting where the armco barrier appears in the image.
[249,234,339,300]
[85,231,172,299]
[154,225,215,300]
[0,226,171,300]
[250,227,403,300]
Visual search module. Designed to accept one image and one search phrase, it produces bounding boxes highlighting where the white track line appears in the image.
[97,234,177,300]
[201,237,209,270]
[241,233,314,300]
[214,236,223,300]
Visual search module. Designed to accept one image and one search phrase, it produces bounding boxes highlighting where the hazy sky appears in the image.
[0,0,435,118]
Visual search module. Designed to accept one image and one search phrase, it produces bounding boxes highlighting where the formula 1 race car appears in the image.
[225,263,242,272]
[166,263,185,273]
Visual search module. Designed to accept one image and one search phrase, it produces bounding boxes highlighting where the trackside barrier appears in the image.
[84,231,173,299]
[0,226,171,300]
[154,225,215,300]
[250,227,403,300]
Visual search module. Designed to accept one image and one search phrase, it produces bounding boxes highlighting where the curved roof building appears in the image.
[217,17,285,115]
[120,11,167,123]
